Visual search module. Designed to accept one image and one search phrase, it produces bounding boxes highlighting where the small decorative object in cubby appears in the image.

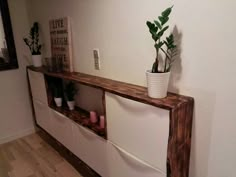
[23,22,42,67]
[146,6,178,98]
[44,73,106,139]
[64,82,77,110]
[99,115,105,129]
[90,111,98,123]
[52,82,63,107]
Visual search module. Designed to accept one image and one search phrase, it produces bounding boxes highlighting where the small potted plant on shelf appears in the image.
[52,83,63,107]
[146,6,178,98]
[64,82,77,110]
[23,22,42,67]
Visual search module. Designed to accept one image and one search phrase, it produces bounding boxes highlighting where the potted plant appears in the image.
[52,82,63,107]
[23,22,42,67]
[64,82,77,110]
[146,6,177,98]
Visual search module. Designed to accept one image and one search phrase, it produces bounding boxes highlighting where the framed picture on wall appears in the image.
[49,17,73,72]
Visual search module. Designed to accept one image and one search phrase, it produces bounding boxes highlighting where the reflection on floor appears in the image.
[0,133,83,177]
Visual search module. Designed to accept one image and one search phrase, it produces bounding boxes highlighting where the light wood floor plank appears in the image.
[0,133,84,177]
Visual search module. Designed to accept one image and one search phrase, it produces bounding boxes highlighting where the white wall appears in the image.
[0,0,35,144]
[27,0,236,177]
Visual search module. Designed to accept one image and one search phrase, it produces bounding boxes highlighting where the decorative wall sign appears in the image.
[49,17,73,72]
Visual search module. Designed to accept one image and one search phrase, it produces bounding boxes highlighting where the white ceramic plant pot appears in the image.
[146,70,170,98]
[32,54,42,67]
[67,101,75,110]
[54,97,62,107]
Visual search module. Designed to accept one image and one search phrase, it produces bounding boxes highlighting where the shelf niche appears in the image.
[44,75,107,139]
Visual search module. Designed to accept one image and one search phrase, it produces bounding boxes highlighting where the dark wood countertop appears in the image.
[27,66,193,111]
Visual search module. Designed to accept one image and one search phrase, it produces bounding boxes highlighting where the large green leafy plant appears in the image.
[146,6,177,73]
[23,22,42,55]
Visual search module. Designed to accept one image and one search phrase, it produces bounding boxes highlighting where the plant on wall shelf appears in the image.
[23,22,42,55]
[23,22,43,67]
[53,85,62,99]
[146,6,177,73]
[64,82,77,110]
[52,81,63,107]
[145,6,178,98]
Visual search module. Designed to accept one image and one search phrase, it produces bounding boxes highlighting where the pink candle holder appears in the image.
[90,111,97,123]
[99,115,105,129]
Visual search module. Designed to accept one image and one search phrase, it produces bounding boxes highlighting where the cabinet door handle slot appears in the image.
[109,141,165,175]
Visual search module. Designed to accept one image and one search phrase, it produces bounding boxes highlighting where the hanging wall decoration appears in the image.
[49,17,73,72]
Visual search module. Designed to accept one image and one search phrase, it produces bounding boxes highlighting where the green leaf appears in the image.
[152,34,158,42]
[158,16,169,26]
[166,34,174,43]
[170,44,177,49]
[155,42,164,49]
[165,34,177,49]
[146,21,155,30]
[154,20,162,30]
[146,21,153,29]
[156,26,169,39]
[147,21,158,34]
[162,17,169,25]
[161,6,173,18]
[152,26,158,33]
[158,16,164,24]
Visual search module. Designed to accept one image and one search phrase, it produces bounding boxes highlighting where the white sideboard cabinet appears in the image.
[27,66,194,177]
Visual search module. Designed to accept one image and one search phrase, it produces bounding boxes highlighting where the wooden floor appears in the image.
[0,133,83,177]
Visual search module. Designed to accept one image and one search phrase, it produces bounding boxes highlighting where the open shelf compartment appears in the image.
[45,74,107,139]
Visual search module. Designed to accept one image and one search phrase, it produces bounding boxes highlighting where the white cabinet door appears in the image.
[28,70,48,104]
[71,123,108,177]
[106,93,169,173]
[50,110,74,151]
[33,100,53,135]
[107,142,166,177]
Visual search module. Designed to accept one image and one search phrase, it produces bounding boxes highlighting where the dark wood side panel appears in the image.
[167,99,194,177]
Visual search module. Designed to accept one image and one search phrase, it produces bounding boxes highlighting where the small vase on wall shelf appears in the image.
[54,97,62,107]
[23,22,42,67]
[146,71,170,98]
[67,101,75,110]
[32,54,42,67]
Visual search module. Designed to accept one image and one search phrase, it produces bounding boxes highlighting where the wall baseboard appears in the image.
[0,127,36,145]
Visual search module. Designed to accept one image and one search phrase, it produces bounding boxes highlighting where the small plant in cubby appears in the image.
[64,82,77,110]
[52,82,63,107]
